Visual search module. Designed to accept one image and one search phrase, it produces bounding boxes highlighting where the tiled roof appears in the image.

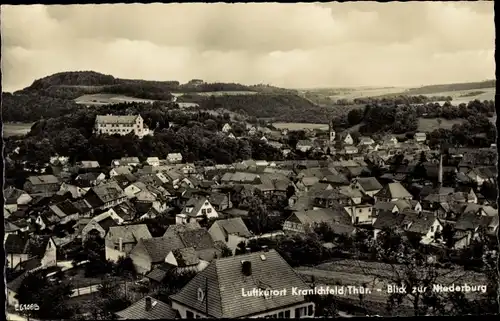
[106,224,152,245]
[170,250,309,318]
[406,213,437,234]
[375,182,412,200]
[146,267,170,283]
[141,236,185,263]
[7,271,29,292]
[172,247,200,267]
[181,197,211,218]
[455,213,493,231]
[4,187,27,204]
[373,211,405,230]
[374,201,397,211]
[91,182,125,203]
[5,234,29,253]
[177,228,215,251]
[97,115,139,124]
[293,208,352,226]
[213,217,252,238]
[27,175,60,185]
[116,296,177,320]
[354,177,383,192]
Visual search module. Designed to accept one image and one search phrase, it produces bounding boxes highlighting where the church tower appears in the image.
[329,120,335,143]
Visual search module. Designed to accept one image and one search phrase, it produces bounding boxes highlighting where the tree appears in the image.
[16,269,75,319]
[94,277,131,320]
[347,109,364,126]
[220,244,233,258]
[112,257,137,279]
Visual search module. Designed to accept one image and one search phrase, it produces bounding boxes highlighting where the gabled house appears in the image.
[129,235,186,274]
[58,183,88,199]
[296,140,314,153]
[4,187,32,212]
[169,250,315,319]
[208,218,253,254]
[110,166,133,177]
[351,177,383,197]
[374,182,413,202]
[23,175,61,194]
[146,157,161,167]
[414,132,427,143]
[167,153,183,164]
[75,172,106,187]
[105,224,153,262]
[84,182,127,212]
[81,210,123,243]
[115,296,177,320]
[222,123,232,133]
[373,201,400,216]
[344,204,374,226]
[403,211,443,243]
[165,247,209,274]
[372,210,406,240]
[283,207,354,235]
[358,136,375,146]
[176,197,219,225]
[208,192,233,211]
[78,160,100,170]
[47,199,80,225]
[5,234,57,270]
[112,157,141,167]
[342,133,354,145]
[466,167,496,186]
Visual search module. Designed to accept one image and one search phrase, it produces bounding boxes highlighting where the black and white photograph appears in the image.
[2,2,498,320]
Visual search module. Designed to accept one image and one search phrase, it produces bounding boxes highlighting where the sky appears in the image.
[1,2,495,92]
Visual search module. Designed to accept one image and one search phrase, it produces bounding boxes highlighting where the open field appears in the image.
[273,122,329,131]
[172,91,258,97]
[417,118,465,132]
[421,87,496,105]
[75,93,156,105]
[328,87,409,100]
[3,122,33,137]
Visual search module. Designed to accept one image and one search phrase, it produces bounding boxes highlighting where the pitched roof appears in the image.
[212,218,252,238]
[140,235,185,263]
[27,175,60,185]
[176,228,215,250]
[374,201,397,211]
[106,224,152,244]
[5,234,29,254]
[406,213,438,234]
[181,197,211,217]
[171,247,200,267]
[354,177,383,192]
[455,213,493,231]
[116,296,177,320]
[292,208,352,226]
[169,250,309,318]
[374,182,412,200]
[96,115,139,124]
[7,271,29,292]
[373,211,406,230]
[90,182,125,203]
[98,216,119,233]
[4,187,28,204]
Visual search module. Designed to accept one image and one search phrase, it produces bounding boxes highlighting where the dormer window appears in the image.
[186,207,193,213]
[197,288,205,302]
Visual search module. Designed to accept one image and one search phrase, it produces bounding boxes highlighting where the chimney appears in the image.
[118,237,123,252]
[261,245,269,252]
[145,297,152,311]
[438,154,443,186]
[241,260,252,276]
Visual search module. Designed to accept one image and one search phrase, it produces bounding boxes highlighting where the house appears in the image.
[75,172,106,187]
[84,182,127,211]
[343,133,354,145]
[352,177,383,197]
[358,136,375,146]
[222,123,232,133]
[129,235,186,274]
[176,197,218,224]
[338,185,363,204]
[47,199,80,225]
[78,160,100,169]
[344,146,358,155]
[296,140,314,153]
[124,182,149,199]
[165,247,209,274]
[112,157,141,167]
[95,114,150,138]
[115,296,177,320]
[414,132,427,143]
[5,234,57,270]
[208,218,253,254]
[374,182,413,202]
[344,204,374,225]
[228,133,236,139]
[208,192,233,211]
[58,183,88,199]
[167,153,183,164]
[4,187,32,212]
[372,211,406,240]
[105,224,153,262]
[170,249,315,318]
[283,207,354,235]
[110,166,133,177]
[7,271,30,306]
[403,212,443,243]
[81,210,123,243]
[248,126,257,135]
[23,175,61,194]
[466,167,495,186]
[146,157,161,167]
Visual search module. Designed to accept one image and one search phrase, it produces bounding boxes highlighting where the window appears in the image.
[197,288,205,302]
[186,311,194,318]
[207,208,212,214]
[284,310,290,318]
[430,226,434,232]
[307,305,314,316]
[358,209,362,213]
[278,312,284,318]
[368,208,372,212]
[295,308,300,318]
[195,315,201,319]
[201,209,207,215]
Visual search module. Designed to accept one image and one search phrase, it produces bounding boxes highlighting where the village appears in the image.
[5,113,498,319]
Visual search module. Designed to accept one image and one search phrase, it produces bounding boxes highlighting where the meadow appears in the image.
[273,122,329,131]
[74,93,156,105]
[3,122,33,137]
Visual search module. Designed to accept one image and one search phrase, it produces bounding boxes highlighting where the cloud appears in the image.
[1,2,495,92]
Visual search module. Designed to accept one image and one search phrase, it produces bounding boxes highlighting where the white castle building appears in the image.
[94,114,151,138]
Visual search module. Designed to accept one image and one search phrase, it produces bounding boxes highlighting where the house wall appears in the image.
[81,221,106,243]
[345,206,373,225]
[354,183,381,197]
[165,251,178,266]
[283,221,306,234]
[5,203,17,212]
[124,185,141,198]
[41,239,57,267]
[18,193,33,205]
[61,213,79,225]
[227,234,247,254]
[208,224,225,243]
[172,301,314,319]
[105,246,127,263]
[424,220,443,240]
[414,203,423,212]
[7,289,19,307]
[195,201,218,219]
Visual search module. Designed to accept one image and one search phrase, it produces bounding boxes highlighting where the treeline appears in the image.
[405,80,495,95]
[350,94,453,106]
[2,93,81,122]
[6,103,283,171]
[416,100,495,119]
[198,94,331,123]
